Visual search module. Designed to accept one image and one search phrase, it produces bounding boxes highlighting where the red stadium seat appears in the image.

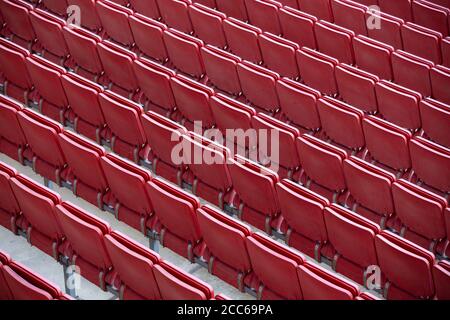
[223,17,263,64]
[258,33,299,79]
[430,65,450,105]
[278,7,317,49]
[352,35,394,80]
[129,0,160,19]
[246,233,303,300]
[409,137,450,193]
[324,204,380,285]
[276,180,331,260]
[315,20,355,64]
[10,174,63,258]
[0,96,27,162]
[104,231,161,300]
[375,232,435,300]
[96,0,134,47]
[56,202,112,289]
[163,28,205,79]
[201,45,242,95]
[245,0,282,36]
[41,0,68,17]
[378,0,412,22]
[419,98,450,148]
[331,0,368,36]
[0,0,35,49]
[443,37,450,67]
[146,178,202,261]
[237,61,280,114]
[158,0,193,34]
[129,14,168,62]
[0,38,32,103]
[67,0,102,31]
[365,11,404,50]
[189,3,227,48]
[58,131,108,208]
[335,63,379,113]
[392,180,447,253]
[100,154,153,232]
[298,0,334,21]
[276,79,321,132]
[0,251,12,300]
[0,162,20,233]
[216,0,248,21]
[297,47,338,96]
[196,205,252,291]
[401,22,443,65]
[227,156,279,233]
[412,0,449,37]
[433,261,450,300]
[343,157,396,227]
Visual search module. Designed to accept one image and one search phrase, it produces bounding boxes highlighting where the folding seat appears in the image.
[298,0,334,21]
[245,0,282,36]
[10,174,63,258]
[227,155,280,233]
[223,18,263,64]
[0,96,27,163]
[362,116,412,173]
[335,64,379,113]
[25,55,68,123]
[56,202,113,289]
[392,180,447,254]
[163,29,205,79]
[0,162,20,233]
[343,157,396,227]
[200,45,242,95]
[209,94,256,154]
[98,91,146,162]
[296,135,347,202]
[258,33,299,79]
[182,134,233,208]
[62,27,103,81]
[189,3,227,48]
[0,251,12,300]
[41,0,68,17]
[430,65,450,105]
[276,0,299,8]
[412,0,449,37]
[129,14,168,62]
[296,48,339,96]
[140,111,186,184]
[95,1,134,48]
[67,0,102,31]
[133,59,176,116]
[157,0,193,34]
[316,97,365,153]
[428,0,450,7]
[29,9,69,65]
[237,61,280,114]
[332,0,368,36]
[2,261,65,300]
[365,11,404,50]
[433,261,450,300]
[378,0,412,22]
[419,98,450,148]
[17,110,68,184]
[146,178,202,261]
[0,0,35,49]
[315,21,355,64]
[298,262,360,300]
[196,205,252,291]
[216,0,248,21]
[401,22,442,65]
[276,180,332,260]
[129,0,160,19]
[409,137,450,193]
[392,50,433,98]
[100,154,153,232]
[353,35,394,80]
[246,233,303,300]
[96,41,139,99]
[104,231,161,300]
[0,38,32,103]
[278,7,317,49]
[276,79,321,132]
[61,73,106,142]
[323,204,380,285]
[58,131,108,207]
[170,75,215,129]
[153,261,214,300]
[251,114,300,179]
[375,232,435,299]
[443,37,450,67]
[375,80,422,131]
[193,0,217,8]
